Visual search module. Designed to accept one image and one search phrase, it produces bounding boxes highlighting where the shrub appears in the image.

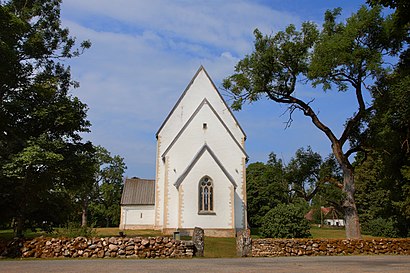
[361,217,399,238]
[56,222,97,238]
[260,203,311,238]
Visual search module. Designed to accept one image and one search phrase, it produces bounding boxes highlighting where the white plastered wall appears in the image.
[178,152,234,229]
[155,67,247,232]
[120,205,155,229]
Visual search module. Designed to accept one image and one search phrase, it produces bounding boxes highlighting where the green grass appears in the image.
[204,237,237,258]
[95,228,163,238]
[251,225,378,239]
[310,226,347,239]
[0,229,45,240]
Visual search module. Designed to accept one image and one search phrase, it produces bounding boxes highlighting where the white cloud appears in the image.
[62,0,300,56]
[60,1,354,178]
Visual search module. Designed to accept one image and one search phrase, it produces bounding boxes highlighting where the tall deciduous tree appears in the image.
[224,6,398,238]
[0,0,91,236]
[246,153,287,227]
[88,146,126,227]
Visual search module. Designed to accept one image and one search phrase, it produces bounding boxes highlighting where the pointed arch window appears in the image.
[199,176,215,214]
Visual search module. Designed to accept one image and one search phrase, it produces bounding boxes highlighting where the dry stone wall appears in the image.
[252,238,410,257]
[2,236,195,259]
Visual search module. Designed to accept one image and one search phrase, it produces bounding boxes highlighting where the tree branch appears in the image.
[344,146,365,159]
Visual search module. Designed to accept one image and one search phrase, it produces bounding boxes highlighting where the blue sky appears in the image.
[60,0,372,178]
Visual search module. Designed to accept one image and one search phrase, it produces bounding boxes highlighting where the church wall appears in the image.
[154,136,163,228]
[154,67,247,235]
[161,109,246,228]
[235,155,247,230]
[165,105,245,185]
[178,152,234,229]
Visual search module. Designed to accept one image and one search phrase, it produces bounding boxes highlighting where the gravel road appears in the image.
[1,255,409,273]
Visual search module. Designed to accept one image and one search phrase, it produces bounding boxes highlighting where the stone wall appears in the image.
[2,236,195,259]
[252,238,410,257]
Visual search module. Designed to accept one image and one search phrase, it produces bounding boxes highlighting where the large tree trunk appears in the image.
[332,143,362,239]
[15,214,25,238]
[81,197,88,227]
[341,167,361,239]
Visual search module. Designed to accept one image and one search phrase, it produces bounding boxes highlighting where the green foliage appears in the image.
[0,0,92,236]
[224,4,402,239]
[246,153,288,227]
[285,147,341,202]
[56,222,97,238]
[260,203,311,238]
[247,148,343,228]
[88,146,126,227]
[361,218,399,238]
[222,21,319,107]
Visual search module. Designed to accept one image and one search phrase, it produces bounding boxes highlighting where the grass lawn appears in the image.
[95,228,162,238]
[204,237,237,258]
[310,226,377,239]
[310,226,347,239]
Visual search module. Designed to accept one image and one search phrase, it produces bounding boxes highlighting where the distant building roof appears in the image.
[121,178,155,205]
[304,207,338,221]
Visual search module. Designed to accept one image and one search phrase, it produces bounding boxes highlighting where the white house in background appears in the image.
[325,219,345,227]
[120,66,248,237]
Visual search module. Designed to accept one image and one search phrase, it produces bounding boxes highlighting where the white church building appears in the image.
[120,66,248,237]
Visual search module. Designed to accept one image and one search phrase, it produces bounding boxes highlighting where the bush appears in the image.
[56,222,97,238]
[361,217,399,238]
[260,203,311,238]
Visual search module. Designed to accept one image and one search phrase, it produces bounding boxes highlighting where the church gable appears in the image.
[161,98,248,160]
[174,144,237,189]
[156,66,246,152]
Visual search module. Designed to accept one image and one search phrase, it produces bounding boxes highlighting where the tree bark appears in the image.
[331,143,361,239]
[342,167,361,239]
[81,197,88,227]
[15,214,25,238]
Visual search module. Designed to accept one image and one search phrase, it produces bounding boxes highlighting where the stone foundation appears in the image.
[252,238,410,257]
[162,228,235,237]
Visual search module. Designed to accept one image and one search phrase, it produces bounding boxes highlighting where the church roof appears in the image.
[121,178,155,205]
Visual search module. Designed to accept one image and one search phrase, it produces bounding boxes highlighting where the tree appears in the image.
[356,0,410,237]
[246,148,342,227]
[88,146,126,227]
[260,203,311,238]
[0,0,91,236]
[224,6,398,238]
[246,153,287,227]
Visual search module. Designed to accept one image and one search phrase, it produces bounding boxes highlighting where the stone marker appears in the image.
[236,229,252,257]
[192,227,204,257]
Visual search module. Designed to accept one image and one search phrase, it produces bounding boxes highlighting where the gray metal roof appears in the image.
[121,178,155,205]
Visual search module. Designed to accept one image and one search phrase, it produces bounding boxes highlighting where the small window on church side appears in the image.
[203,123,207,129]
[199,176,215,214]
